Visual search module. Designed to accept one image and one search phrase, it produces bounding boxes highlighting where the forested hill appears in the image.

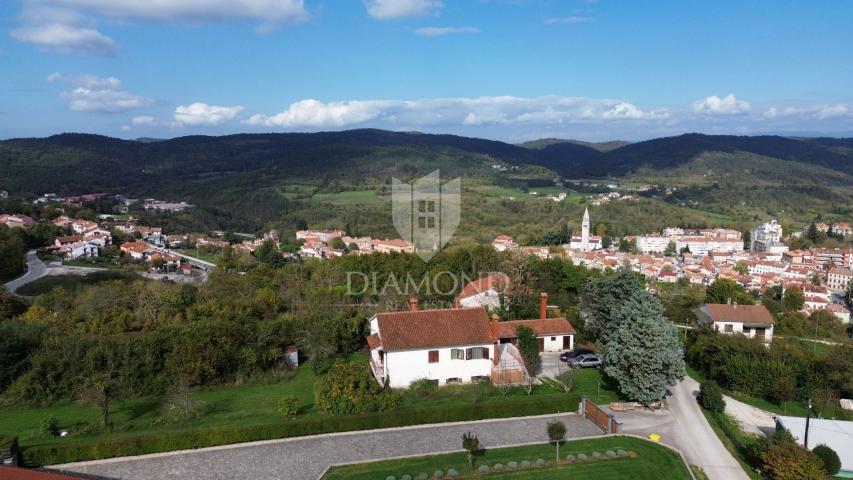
[3,130,853,195]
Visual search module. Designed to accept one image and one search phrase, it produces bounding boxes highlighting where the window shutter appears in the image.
[483,347,489,360]
[428,350,439,363]
[465,348,472,360]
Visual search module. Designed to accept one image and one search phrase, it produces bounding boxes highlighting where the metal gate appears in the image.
[581,396,621,434]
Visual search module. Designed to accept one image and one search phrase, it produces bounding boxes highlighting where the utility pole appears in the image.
[804,398,812,449]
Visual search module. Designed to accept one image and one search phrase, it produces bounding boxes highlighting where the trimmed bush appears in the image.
[520,460,530,469]
[617,449,628,457]
[592,452,602,460]
[699,381,725,413]
[277,395,299,419]
[577,453,588,461]
[535,458,545,467]
[506,461,517,470]
[40,416,59,437]
[446,468,458,478]
[21,395,579,466]
[493,463,503,471]
[565,454,576,462]
[385,476,396,480]
[401,475,412,480]
[433,470,443,479]
[606,450,616,458]
[417,473,428,480]
[478,465,490,473]
[812,444,841,476]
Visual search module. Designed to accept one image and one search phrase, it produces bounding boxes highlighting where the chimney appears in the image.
[491,313,500,367]
[409,297,418,311]
[539,292,548,320]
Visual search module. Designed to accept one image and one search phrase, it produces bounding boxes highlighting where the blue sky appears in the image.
[1,0,852,141]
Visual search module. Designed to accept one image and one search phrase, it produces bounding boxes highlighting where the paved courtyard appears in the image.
[54,413,601,480]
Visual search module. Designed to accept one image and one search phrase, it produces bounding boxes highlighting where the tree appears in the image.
[77,340,123,428]
[297,324,336,373]
[742,229,752,251]
[601,291,685,404]
[664,241,677,257]
[761,441,827,480]
[580,269,645,344]
[516,325,541,377]
[328,237,346,250]
[782,287,805,312]
[546,420,566,462]
[461,432,480,472]
[733,262,749,275]
[699,381,725,413]
[255,239,285,267]
[705,278,754,305]
[313,360,398,415]
[811,444,841,477]
[846,279,853,306]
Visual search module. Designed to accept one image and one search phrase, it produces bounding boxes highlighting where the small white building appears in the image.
[454,273,511,310]
[694,303,774,342]
[826,267,853,293]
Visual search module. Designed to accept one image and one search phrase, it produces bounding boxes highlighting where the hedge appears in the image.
[22,395,578,467]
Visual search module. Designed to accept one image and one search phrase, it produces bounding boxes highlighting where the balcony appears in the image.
[370,358,385,384]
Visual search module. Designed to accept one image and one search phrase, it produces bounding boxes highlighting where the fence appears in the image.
[581,396,622,434]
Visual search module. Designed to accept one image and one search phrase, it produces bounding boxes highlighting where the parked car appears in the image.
[569,354,602,368]
[559,348,594,363]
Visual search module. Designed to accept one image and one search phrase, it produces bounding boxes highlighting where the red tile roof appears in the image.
[455,273,510,302]
[374,307,492,351]
[497,318,575,338]
[366,333,382,350]
[699,304,775,325]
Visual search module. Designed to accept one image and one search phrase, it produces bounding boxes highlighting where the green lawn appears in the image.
[323,436,691,480]
[310,190,384,206]
[1,356,621,453]
[570,368,626,404]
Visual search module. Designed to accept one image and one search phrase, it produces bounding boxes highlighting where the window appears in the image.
[465,347,489,360]
[550,337,556,341]
[428,350,439,363]
[471,376,489,383]
[445,377,462,384]
[743,327,751,335]
[724,324,733,333]
[450,349,464,360]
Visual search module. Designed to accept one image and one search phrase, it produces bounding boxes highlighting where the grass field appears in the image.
[310,190,385,206]
[322,436,691,480]
[0,358,619,452]
[280,184,317,199]
[15,271,141,296]
[473,185,584,204]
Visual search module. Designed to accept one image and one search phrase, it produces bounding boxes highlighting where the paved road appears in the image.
[613,376,749,480]
[4,250,46,294]
[54,414,601,480]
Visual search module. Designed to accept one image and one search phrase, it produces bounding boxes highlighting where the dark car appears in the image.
[559,348,594,363]
[569,354,602,368]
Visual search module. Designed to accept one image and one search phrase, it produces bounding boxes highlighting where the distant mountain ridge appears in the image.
[2,130,853,196]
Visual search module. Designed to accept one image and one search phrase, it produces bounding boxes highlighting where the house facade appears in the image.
[694,303,775,342]
[367,294,575,388]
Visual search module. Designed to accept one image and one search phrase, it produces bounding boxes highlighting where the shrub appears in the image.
[506,461,517,470]
[417,473,428,480]
[409,378,438,397]
[478,465,489,473]
[699,381,725,413]
[493,463,503,471]
[577,453,588,461]
[433,470,444,479]
[762,442,826,480]
[446,468,458,478]
[520,460,530,469]
[401,475,412,480]
[617,449,628,457]
[40,416,60,437]
[313,360,399,415]
[565,454,576,462]
[385,476,396,480]
[21,395,579,466]
[592,452,602,460]
[277,395,299,418]
[535,458,545,467]
[606,450,616,458]
[811,444,841,476]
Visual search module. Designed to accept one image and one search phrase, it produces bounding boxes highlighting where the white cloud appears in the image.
[364,0,442,19]
[816,104,851,119]
[49,73,151,112]
[12,0,308,54]
[174,102,244,126]
[246,96,670,129]
[11,23,116,56]
[544,16,596,25]
[414,26,479,37]
[132,115,156,125]
[692,93,751,115]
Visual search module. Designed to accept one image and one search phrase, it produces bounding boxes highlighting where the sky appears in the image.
[1,0,853,142]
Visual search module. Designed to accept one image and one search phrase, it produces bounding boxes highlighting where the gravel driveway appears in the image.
[53,413,601,480]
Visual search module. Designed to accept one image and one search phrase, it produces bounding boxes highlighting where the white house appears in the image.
[454,273,511,310]
[68,242,99,259]
[826,267,853,293]
[367,295,575,388]
[694,303,774,342]
[492,235,518,252]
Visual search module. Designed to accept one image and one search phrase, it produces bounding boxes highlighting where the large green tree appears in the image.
[580,269,645,344]
[601,291,685,404]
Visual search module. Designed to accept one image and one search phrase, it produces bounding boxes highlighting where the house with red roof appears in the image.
[453,273,510,310]
[366,293,575,387]
[694,303,774,342]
